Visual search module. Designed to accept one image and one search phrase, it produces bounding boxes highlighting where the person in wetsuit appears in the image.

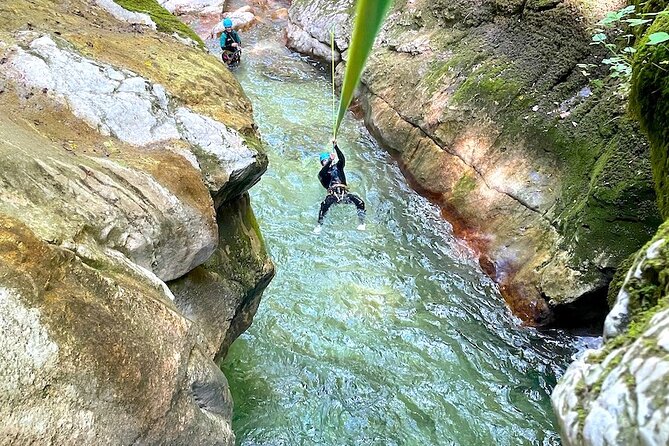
[219,18,241,53]
[314,140,366,234]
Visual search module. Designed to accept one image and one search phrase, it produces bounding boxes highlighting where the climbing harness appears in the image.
[328,184,349,202]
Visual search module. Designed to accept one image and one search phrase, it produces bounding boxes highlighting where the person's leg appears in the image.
[315,195,337,233]
[346,193,366,229]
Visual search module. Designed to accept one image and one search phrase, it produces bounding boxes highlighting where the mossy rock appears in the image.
[630,9,669,218]
[113,0,204,47]
[607,251,638,307]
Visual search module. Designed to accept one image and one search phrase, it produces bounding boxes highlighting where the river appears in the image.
[191,8,595,445]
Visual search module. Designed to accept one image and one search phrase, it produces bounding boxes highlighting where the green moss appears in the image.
[630,9,669,218]
[113,0,204,48]
[608,252,638,307]
[452,60,524,109]
[597,219,669,358]
[452,174,477,203]
[206,193,271,289]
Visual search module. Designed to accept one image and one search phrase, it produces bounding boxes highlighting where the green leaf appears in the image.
[600,13,619,25]
[592,33,607,43]
[336,0,394,133]
[591,79,604,88]
[624,18,652,26]
[646,32,669,45]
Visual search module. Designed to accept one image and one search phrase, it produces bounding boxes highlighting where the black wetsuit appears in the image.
[317,144,366,225]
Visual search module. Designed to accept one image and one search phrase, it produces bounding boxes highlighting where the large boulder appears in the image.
[0,216,235,445]
[0,0,273,443]
[169,194,275,361]
[552,219,669,446]
[4,33,266,210]
[287,0,662,325]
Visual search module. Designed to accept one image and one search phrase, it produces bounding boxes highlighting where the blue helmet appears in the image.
[319,152,330,163]
[223,18,233,28]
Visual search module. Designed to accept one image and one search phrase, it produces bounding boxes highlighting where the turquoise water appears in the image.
[208,18,590,446]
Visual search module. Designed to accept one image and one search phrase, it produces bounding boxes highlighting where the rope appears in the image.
[331,27,337,140]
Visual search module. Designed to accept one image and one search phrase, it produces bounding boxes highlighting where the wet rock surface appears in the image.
[552,10,669,444]
[552,220,669,446]
[0,0,273,443]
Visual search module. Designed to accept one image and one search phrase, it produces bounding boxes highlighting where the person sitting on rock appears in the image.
[314,140,366,234]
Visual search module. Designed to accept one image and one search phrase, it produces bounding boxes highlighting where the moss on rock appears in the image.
[113,0,204,47]
[630,9,669,218]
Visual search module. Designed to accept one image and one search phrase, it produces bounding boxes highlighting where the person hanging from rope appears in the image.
[313,139,366,234]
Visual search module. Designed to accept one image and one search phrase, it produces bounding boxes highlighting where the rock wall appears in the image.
[552,5,669,444]
[286,0,662,326]
[0,1,272,444]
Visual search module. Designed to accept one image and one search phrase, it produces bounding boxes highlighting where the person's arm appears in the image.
[220,31,226,48]
[334,143,345,169]
[318,161,332,188]
[233,31,241,46]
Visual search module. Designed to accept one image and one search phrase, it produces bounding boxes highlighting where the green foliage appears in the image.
[647,31,669,43]
[582,4,669,97]
[630,9,669,218]
[113,0,204,48]
[335,0,393,133]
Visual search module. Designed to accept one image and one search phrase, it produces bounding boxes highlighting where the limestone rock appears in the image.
[0,109,217,282]
[285,22,340,62]
[5,34,265,206]
[169,194,275,361]
[160,0,226,15]
[209,6,260,34]
[287,0,352,52]
[0,217,234,445]
[552,220,669,446]
[94,0,157,28]
[0,2,273,444]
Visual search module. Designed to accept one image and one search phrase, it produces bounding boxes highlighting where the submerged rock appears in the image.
[287,0,661,325]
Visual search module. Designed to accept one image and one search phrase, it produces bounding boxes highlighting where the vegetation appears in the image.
[113,0,204,48]
[578,5,669,96]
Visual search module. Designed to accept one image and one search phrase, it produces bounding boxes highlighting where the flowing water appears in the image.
[196,13,596,446]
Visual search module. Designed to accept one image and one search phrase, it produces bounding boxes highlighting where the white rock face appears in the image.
[159,0,225,15]
[94,0,157,28]
[5,34,263,204]
[285,23,340,62]
[175,107,255,178]
[287,0,352,52]
[552,226,669,446]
